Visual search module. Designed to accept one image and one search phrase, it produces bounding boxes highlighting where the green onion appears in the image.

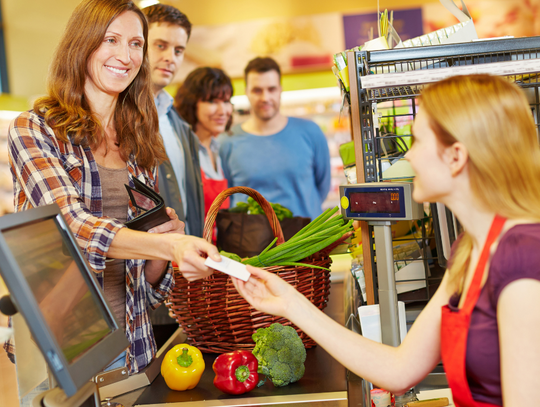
[241,207,353,268]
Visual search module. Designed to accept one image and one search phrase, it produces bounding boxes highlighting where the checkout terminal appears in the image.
[0,204,129,406]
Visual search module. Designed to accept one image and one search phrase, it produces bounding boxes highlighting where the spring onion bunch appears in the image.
[242,206,353,270]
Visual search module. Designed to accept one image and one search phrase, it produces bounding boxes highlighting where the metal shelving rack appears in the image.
[345,36,540,407]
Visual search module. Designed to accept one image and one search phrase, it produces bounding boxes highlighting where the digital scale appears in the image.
[339,182,422,222]
[339,183,423,347]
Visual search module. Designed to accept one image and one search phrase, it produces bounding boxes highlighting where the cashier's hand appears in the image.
[148,207,185,235]
[232,266,300,319]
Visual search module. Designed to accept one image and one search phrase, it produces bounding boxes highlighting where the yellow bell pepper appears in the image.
[161,344,205,391]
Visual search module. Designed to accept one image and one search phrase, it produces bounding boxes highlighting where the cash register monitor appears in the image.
[0,204,128,398]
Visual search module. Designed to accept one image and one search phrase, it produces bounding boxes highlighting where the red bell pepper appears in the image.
[213,350,259,395]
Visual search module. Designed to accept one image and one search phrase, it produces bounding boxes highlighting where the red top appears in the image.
[201,169,229,243]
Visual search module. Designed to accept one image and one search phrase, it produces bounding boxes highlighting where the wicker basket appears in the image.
[168,186,333,353]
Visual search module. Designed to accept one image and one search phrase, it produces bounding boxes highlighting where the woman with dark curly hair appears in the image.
[174,67,233,221]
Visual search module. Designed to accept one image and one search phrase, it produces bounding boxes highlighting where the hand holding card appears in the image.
[205,255,251,281]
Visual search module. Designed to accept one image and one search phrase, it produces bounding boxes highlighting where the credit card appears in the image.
[205,255,251,281]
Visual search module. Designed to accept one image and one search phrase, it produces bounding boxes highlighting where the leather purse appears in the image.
[124,177,169,232]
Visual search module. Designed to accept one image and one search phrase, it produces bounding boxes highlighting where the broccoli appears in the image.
[252,323,306,387]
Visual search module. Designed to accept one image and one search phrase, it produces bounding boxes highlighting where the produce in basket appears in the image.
[168,187,344,353]
[241,206,353,270]
[161,344,205,391]
[252,323,306,387]
[229,197,293,221]
[213,350,259,395]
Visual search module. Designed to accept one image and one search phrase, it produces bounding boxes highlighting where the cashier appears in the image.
[234,74,540,407]
[6,0,220,383]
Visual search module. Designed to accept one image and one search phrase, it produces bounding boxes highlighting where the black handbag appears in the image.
[124,177,169,232]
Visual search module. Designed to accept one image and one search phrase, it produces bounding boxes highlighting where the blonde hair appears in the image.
[420,74,540,291]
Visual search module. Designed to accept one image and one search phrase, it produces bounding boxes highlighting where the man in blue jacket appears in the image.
[142,4,205,348]
[220,57,331,220]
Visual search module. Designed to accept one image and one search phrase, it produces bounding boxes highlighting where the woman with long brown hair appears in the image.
[233,75,540,407]
[7,0,220,385]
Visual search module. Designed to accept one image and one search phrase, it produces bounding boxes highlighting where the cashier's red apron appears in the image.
[201,169,229,243]
[440,214,506,407]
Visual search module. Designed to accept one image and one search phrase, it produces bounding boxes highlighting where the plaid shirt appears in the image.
[5,110,174,374]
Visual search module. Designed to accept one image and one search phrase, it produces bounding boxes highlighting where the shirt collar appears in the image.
[197,137,220,155]
[154,90,174,118]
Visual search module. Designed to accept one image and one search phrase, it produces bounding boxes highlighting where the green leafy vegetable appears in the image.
[231,198,293,221]
[220,251,243,262]
[242,206,353,269]
[252,323,306,387]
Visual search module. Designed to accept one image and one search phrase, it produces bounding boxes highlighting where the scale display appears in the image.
[340,183,422,221]
[349,191,401,214]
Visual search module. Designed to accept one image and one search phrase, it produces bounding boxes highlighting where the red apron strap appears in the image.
[461,214,506,314]
[440,214,506,407]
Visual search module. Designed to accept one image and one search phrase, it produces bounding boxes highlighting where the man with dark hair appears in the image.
[142,4,204,348]
[220,57,331,220]
[142,4,204,239]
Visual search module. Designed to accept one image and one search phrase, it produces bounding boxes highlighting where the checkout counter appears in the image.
[0,203,349,407]
[1,204,449,407]
[110,275,348,407]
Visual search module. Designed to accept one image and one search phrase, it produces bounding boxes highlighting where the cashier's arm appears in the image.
[236,267,452,394]
[498,278,540,407]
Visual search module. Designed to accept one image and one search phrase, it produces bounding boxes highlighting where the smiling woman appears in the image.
[174,67,234,228]
[5,1,220,404]
[85,11,145,101]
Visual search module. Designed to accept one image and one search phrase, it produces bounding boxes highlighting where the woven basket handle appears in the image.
[203,186,285,245]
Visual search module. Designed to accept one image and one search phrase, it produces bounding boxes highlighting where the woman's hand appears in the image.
[232,265,301,319]
[172,236,221,282]
[148,207,185,235]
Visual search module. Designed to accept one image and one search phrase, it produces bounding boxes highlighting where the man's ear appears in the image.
[445,142,468,177]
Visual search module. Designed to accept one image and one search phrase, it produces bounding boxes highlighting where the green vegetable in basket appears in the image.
[230,197,293,221]
[270,202,293,221]
[220,250,243,262]
[252,323,306,387]
[228,202,249,213]
[241,206,353,270]
[246,197,265,216]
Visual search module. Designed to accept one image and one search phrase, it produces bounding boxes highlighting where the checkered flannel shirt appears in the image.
[4,110,174,374]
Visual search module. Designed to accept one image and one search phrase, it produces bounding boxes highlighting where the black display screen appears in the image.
[3,218,111,363]
[350,191,401,214]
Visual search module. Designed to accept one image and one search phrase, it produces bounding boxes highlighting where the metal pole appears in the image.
[372,221,400,347]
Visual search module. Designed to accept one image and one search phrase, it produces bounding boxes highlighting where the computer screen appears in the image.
[0,204,128,397]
